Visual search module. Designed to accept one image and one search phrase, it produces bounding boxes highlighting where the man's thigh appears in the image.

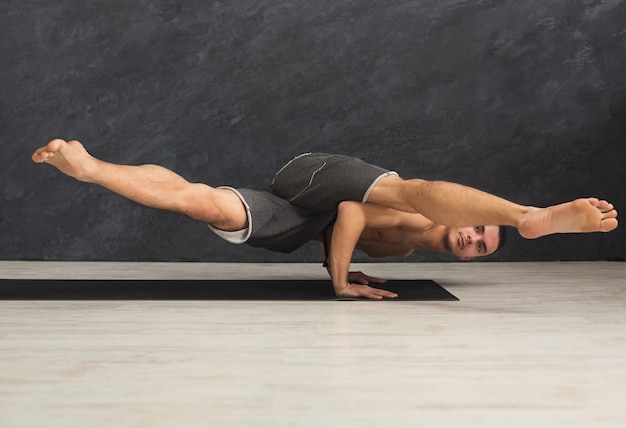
[366,175,425,213]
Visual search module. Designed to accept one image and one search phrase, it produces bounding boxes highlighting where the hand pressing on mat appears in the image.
[348,271,387,286]
[335,281,398,300]
[344,271,397,299]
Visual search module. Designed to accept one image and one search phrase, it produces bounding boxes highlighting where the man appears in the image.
[32,139,618,299]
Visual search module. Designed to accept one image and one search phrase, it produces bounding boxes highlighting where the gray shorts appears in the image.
[208,153,398,253]
[270,153,397,211]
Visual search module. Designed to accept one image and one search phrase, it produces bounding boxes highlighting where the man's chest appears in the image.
[356,227,417,257]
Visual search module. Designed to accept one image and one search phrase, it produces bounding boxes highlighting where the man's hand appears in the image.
[347,271,388,285]
[334,281,398,300]
[335,271,397,299]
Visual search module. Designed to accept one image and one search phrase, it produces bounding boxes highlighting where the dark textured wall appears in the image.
[1,0,625,262]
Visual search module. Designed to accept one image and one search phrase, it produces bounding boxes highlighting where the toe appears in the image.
[592,199,614,212]
[32,149,49,163]
[600,218,618,232]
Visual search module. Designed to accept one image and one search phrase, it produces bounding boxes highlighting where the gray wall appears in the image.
[2,0,625,262]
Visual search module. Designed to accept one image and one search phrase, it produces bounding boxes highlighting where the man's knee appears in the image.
[182,185,248,230]
[177,183,220,223]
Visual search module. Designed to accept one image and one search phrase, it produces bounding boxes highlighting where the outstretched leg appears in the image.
[368,176,618,239]
[32,139,248,231]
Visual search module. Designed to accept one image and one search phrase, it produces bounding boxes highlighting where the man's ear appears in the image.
[460,256,475,261]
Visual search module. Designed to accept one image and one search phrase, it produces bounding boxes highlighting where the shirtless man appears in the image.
[311,202,506,299]
[32,139,618,299]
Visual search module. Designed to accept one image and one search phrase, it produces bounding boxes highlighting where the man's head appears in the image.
[445,225,507,260]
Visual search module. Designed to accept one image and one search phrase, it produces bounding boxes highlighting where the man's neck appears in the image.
[411,224,449,253]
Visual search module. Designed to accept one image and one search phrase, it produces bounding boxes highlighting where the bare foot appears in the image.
[518,198,618,239]
[32,139,96,182]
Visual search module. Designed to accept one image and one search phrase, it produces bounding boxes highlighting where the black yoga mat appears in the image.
[0,279,458,301]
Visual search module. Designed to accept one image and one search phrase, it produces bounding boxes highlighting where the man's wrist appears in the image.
[333,281,349,292]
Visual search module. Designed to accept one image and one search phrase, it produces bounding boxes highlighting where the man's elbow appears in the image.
[337,201,362,217]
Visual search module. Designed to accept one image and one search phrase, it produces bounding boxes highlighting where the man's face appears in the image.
[446,225,500,260]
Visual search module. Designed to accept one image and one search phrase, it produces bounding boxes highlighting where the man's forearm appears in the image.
[328,206,367,293]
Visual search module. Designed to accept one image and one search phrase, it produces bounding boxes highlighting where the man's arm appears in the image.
[321,242,388,288]
[328,201,404,299]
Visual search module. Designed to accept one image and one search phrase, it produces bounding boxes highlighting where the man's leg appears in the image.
[32,139,248,231]
[368,175,618,239]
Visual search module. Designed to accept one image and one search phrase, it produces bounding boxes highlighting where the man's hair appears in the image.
[491,225,508,255]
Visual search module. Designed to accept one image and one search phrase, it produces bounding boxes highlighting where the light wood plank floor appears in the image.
[1,261,625,428]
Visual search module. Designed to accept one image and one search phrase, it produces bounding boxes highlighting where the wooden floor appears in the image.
[1,261,625,427]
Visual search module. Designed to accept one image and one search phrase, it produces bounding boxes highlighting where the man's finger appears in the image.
[368,287,398,299]
[340,284,398,299]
